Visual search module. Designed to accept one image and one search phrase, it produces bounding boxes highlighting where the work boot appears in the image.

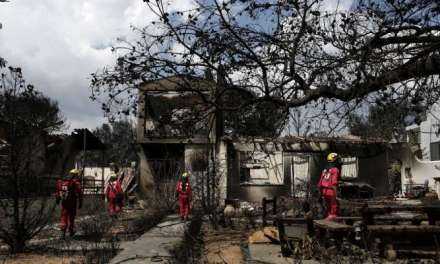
[61,229,66,240]
[69,229,75,238]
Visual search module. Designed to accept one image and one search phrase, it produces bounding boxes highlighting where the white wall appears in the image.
[240,151,284,185]
[402,103,440,195]
[400,145,440,192]
[414,103,440,160]
[83,167,113,182]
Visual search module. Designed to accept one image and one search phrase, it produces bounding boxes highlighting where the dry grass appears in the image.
[1,253,83,264]
[202,226,250,264]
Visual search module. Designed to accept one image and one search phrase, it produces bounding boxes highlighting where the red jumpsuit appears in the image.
[105,180,123,216]
[56,178,82,234]
[318,167,340,219]
[176,180,192,219]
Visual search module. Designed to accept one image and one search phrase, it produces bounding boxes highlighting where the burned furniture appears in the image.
[339,181,374,200]
[262,196,277,226]
[312,201,440,259]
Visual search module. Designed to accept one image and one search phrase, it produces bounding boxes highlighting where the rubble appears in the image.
[248,230,271,244]
[263,227,280,243]
[202,227,245,264]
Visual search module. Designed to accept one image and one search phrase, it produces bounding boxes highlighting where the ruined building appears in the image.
[136,76,392,202]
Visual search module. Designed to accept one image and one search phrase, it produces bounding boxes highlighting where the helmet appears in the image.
[182,172,189,178]
[109,175,118,181]
[327,153,339,163]
[69,169,80,175]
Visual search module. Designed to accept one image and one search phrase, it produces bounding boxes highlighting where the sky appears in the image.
[0,0,164,131]
[0,0,352,132]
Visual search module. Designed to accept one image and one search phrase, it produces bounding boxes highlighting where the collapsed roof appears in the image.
[140,75,214,92]
[225,135,388,158]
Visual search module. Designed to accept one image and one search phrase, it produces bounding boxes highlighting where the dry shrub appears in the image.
[170,216,203,264]
[81,237,120,264]
[77,196,110,241]
[76,196,120,264]
[126,211,165,235]
[150,180,178,214]
[125,184,171,236]
[78,213,112,242]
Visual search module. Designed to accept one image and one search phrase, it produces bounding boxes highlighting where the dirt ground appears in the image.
[201,224,253,264]
[0,202,163,264]
[1,253,83,264]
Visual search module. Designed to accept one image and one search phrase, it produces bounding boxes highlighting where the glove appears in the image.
[56,197,60,205]
[78,201,83,210]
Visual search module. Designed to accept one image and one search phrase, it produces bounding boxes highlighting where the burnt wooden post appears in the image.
[361,203,375,225]
[425,205,439,226]
[428,212,436,225]
[262,197,267,226]
[277,219,293,257]
[273,196,277,216]
[304,209,315,236]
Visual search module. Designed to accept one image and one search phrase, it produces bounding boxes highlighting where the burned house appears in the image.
[136,76,392,202]
[401,103,440,196]
[136,76,215,194]
[224,136,390,202]
[0,126,106,196]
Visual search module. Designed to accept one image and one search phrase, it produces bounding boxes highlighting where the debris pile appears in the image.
[254,195,440,262]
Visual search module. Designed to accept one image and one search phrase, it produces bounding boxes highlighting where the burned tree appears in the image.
[90,0,440,222]
[0,66,65,253]
[91,0,440,127]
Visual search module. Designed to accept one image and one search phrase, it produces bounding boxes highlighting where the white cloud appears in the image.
[321,0,354,12]
[0,0,191,131]
[5,0,353,133]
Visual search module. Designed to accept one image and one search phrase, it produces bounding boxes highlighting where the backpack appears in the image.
[115,192,124,205]
[109,182,124,204]
[60,181,75,202]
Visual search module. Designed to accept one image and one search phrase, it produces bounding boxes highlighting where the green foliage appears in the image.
[88,120,138,167]
[347,101,414,142]
[225,101,288,137]
[0,65,63,253]
[0,67,65,136]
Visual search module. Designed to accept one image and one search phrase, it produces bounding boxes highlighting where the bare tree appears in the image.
[91,0,440,127]
[287,107,313,136]
[90,0,440,224]
[0,66,65,253]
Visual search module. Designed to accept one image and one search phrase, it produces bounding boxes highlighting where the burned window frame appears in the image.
[238,149,284,185]
[143,91,211,138]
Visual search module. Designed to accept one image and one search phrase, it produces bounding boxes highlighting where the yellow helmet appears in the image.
[327,153,339,163]
[69,169,80,175]
[182,172,189,178]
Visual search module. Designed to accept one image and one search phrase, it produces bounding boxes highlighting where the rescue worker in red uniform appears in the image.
[105,175,124,218]
[318,153,342,221]
[56,169,82,239]
[176,172,192,221]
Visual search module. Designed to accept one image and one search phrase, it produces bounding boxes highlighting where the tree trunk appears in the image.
[10,239,26,254]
